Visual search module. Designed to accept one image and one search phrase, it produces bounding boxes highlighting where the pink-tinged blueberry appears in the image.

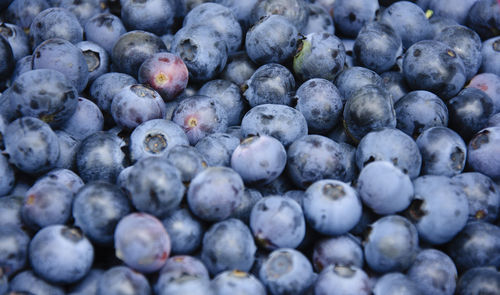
[139,52,189,101]
[172,95,228,145]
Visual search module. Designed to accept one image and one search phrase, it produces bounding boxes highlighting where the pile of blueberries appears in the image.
[0,0,499,294]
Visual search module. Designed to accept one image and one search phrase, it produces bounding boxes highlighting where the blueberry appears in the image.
[221,51,257,86]
[212,270,266,295]
[452,172,500,222]
[60,97,104,141]
[201,218,256,276]
[5,0,50,32]
[456,267,500,295]
[448,88,495,141]
[114,213,171,273]
[161,208,204,255]
[183,3,242,54]
[380,1,432,49]
[75,131,126,183]
[0,226,29,277]
[488,113,500,127]
[303,179,362,235]
[29,7,83,49]
[407,175,469,244]
[112,30,167,78]
[9,55,32,89]
[287,134,352,188]
[334,66,382,104]
[467,73,500,113]
[403,40,466,100]
[301,3,335,35]
[0,153,15,197]
[245,15,298,65]
[242,63,295,107]
[332,0,379,38]
[89,72,137,114]
[96,266,151,295]
[343,85,397,142]
[6,68,78,127]
[356,127,422,179]
[314,265,371,295]
[35,170,82,194]
[172,95,228,145]
[32,38,89,93]
[4,117,60,174]
[33,168,83,195]
[138,52,189,101]
[9,271,65,295]
[467,127,500,181]
[231,188,263,224]
[0,22,29,62]
[29,225,94,284]
[480,36,500,76]
[293,32,345,82]
[195,133,240,167]
[84,13,127,55]
[434,25,482,80]
[129,119,189,163]
[447,221,500,272]
[427,0,477,25]
[122,157,184,218]
[155,256,212,294]
[21,180,73,230]
[76,40,110,83]
[372,272,422,295]
[231,135,286,185]
[395,90,449,138]
[120,0,175,35]
[416,127,467,176]
[407,249,457,295]
[68,268,103,295]
[166,145,207,183]
[364,215,419,273]
[357,161,414,215]
[54,130,79,170]
[0,195,24,228]
[187,166,244,222]
[250,0,309,31]
[313,234,364,272]
[73,182,131,245]
[172,25,227,82]
[198,79,246,126]
[111,84,166,130]
[250,196,305,250]
[467,0,500,40]
[259,248,314,295]
[57,0,107,25]
[353,22,403,74]
[429,16,460,38]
